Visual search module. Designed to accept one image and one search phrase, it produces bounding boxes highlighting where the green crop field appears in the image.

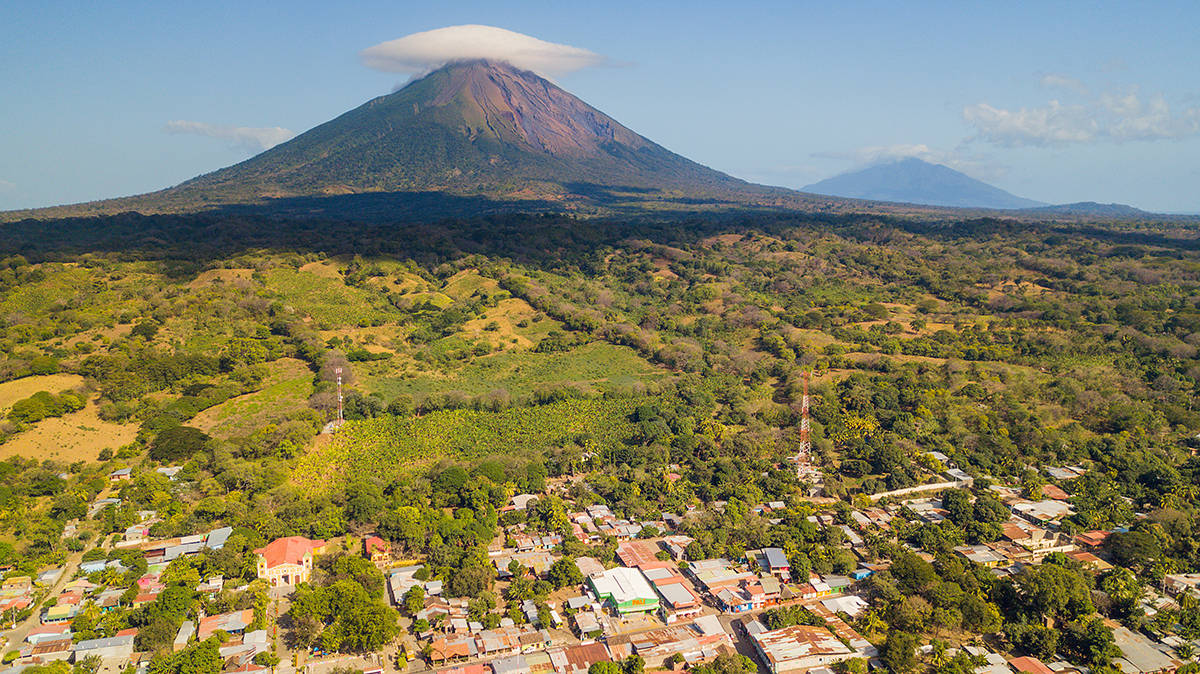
[292,396,643,489]
[263,268,400,328]
[192,358,315,438]
[364,342,669,399]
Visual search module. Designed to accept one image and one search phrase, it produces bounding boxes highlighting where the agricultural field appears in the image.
[262,267,400,328]
[191,358,315,439]
[364,341,668,399]
[292,396,644,489]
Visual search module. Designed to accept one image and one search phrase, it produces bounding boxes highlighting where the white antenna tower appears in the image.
[335,366,344,423]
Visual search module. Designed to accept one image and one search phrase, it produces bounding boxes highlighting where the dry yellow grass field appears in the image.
[0,401,137,462]
[0,374,85,413]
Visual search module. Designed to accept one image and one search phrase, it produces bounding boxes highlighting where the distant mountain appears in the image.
[1025,201,1151,218]
[803,158,1046,210]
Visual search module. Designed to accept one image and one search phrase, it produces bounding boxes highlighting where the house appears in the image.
[25,624,71,645]
[573,611,602,637]
[1110,626,1178,674]
[28,638,73,662]
[253,536,326,586]
[88,498,121,518]
[3,576,32,593]
[750,625,855,674]
[1074,530,1111,549]
[748,548,792,582]
[36,568,64,586]
[495,551,557,578]
[1040,484,1070,501]
[1012,500,1073,528]
[687,558,754,595]
[1164,573,1200,597]
[364,536,391,563]
[821,595,870,618]
[205,527,233,550]
[72,634,136,663]
[388,565,425,604]
[574,557,605,579]
[1009,656,1056,674]
[197,609,254,641]
[617,617,733,668]
[1065,551,1113,571]
[42,602,80,624]
[174,621,195,651]
[109,468,132,482]
[548,642,612,674]
[587,567,660,615]
[504,494,540,512]
[429,634,479,662]
[654,581,704,623]
[616,540,660,568]
[953,545,1006,568]
[492,655,531,674]
[519,629,552,653]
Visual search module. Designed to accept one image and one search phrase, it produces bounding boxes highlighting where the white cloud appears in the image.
[163,120,295,153]
[963,101,1098,147]
[0,180,14,192]
[1039,73,1089,96]
[964,83,1200,147]
[360,25,606,79]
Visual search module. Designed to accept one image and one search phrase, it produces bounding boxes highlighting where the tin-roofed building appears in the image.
[587,567,659,615]
[72,634,136,662]
[750,625,854,674]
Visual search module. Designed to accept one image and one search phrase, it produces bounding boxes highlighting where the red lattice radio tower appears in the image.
[797,370,812,471]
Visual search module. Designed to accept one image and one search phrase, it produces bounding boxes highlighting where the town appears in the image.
[0,451,1194,674]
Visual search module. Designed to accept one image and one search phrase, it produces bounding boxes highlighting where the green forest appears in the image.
[2,207,1200,672]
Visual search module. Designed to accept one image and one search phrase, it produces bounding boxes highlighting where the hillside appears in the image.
[1026,201,1151,218]
[803,157,1046,209]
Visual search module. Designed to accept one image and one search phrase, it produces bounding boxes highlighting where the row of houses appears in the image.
[436,616,735,674]
[428,625,554,663]
[437,641,612,674]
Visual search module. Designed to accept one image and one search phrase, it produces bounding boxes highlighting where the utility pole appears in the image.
[335,366,344,424]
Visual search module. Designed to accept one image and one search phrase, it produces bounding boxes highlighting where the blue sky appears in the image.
[2,1,1198,212]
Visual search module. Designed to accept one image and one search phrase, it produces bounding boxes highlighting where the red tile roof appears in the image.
[254,536,325,569]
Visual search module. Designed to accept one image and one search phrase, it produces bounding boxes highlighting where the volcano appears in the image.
[114,59,770,213]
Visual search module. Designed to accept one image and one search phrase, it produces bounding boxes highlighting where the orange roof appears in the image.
[564,643,611,672]
[1001,523,1029,541]
[365,536,389,554]
[254,536,325,569]
[1010,657,1055,674]
[1041,484,1070,501]
[1075,530,1111,547]
[430,636,475,661]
